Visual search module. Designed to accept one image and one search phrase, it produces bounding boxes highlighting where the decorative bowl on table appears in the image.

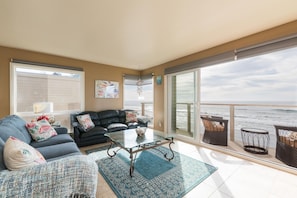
[135,127,147,136]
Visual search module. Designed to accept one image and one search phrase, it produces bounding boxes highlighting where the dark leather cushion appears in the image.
[98,110,121,127]
[79,126,107,138]
[118,110,126,123]
[127,122,138,129]
[107,123,128,132]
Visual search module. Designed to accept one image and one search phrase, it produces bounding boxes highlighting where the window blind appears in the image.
[165,33,297,74]
[236,34,297,60]
[164,51,234,74]
[124,74,153,85]
[11,59,83,71]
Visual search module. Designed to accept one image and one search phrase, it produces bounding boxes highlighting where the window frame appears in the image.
[10,62,85,129]
[123,74,154,126]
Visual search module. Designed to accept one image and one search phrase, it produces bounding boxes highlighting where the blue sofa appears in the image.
[0,115,98,197]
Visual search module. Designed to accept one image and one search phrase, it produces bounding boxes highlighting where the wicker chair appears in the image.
[200,115,228,146]
[274,125,297,168]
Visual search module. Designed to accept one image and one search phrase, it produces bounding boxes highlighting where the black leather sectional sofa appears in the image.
[70,110,148,147]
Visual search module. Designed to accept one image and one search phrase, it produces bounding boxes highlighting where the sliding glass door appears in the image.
[167,70,200,141]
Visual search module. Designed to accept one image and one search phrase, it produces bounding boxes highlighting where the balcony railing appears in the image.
[125,102,154,127]
[169,102,297,149]
[138,101,297,148]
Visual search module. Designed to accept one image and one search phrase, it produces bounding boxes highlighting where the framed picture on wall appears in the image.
[95,80,119,98]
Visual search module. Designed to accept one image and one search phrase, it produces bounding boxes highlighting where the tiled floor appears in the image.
[80,140,297,198]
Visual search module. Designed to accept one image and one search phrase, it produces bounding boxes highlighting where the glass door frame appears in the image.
[164,69,201,144]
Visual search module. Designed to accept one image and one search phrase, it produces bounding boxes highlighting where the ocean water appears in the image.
[199,104,297,148]
[125,101,297,149]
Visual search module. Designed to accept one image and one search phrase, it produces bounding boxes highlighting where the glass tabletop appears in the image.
[104,128,169,149]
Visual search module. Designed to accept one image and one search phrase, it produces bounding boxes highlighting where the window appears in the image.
[199,43,297,168]
[165,34,297,167]
[123,74,154,126]
[167,71,198,140]
[10,62,84,131]
[200,45,297,138]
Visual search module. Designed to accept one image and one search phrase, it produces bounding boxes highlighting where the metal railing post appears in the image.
[187,103,191,132]
[141,103,145,116]
[230,105,235,141]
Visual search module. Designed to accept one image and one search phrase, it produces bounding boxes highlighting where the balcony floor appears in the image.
[176,129,284,167]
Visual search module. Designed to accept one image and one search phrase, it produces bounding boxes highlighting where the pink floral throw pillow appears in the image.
[26,119,57,142]
[4,136,46,171]
[76,114,95,132]
[126,111,138,123]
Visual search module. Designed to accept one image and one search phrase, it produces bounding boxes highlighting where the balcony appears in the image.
[141,101,297,168]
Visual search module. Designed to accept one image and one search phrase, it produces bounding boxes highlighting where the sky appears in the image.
[200,46,297,104]
[124,84,153,103]
[124,46,297,106]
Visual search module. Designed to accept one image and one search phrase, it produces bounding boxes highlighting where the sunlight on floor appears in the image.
[80,140,297,198]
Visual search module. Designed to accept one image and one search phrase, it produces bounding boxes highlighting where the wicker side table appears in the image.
[241,128,270,154]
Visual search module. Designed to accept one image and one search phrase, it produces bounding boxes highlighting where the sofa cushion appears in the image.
[76,114,95,132]
[118,110,127,123]
[4,136,46,171]
[98,110,121,127]
[126,111,138,123]
[45,152,81,162]
[79,126,107,138]
[0,138,6,171]
[26,120,57,142]
[0,124,27,143]
[30,134,74,148]
[36,142,80,160]
[127,122,139,129]
[0,115,32,144]
[289,131,297,141]
[107,123,128,132]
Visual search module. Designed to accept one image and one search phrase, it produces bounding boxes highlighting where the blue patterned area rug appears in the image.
[87,146,217,198]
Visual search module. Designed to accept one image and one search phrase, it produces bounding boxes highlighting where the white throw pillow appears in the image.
[76,114,95,132]
[4,136,46,171]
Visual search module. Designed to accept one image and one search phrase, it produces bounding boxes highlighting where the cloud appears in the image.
[201,46,297,103]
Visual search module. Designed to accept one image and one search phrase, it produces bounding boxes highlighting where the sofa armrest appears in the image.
[54,126,68,134]
[137,116,150,127]
[0,155,98,197]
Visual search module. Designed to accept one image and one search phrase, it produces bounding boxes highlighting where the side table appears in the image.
[241,128,270,154]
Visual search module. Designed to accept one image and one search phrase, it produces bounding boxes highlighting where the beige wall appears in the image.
[0,47,139,119]
[1,20,297,131]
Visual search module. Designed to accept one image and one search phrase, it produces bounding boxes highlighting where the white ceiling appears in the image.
[1,0,297,70]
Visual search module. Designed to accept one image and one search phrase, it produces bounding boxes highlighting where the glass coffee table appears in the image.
[104,128,174,177]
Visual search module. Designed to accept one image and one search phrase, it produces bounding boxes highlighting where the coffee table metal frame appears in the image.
[104,128,174,177]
